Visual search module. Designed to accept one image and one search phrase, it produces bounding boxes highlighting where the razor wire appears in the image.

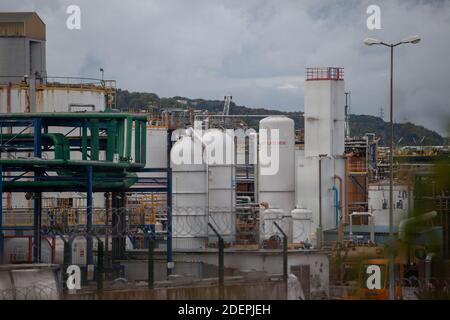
[0,282,60,300]
[3,204,262,243]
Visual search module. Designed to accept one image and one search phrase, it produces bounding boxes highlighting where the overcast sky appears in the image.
[1,0,450,134]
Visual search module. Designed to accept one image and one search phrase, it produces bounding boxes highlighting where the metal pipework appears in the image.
[332,186,339,229]
[0,115,148,168]
[317,154,328,249]
[333,175,344,243]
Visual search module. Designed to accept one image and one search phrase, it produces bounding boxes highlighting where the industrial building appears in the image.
[0,12,449,300]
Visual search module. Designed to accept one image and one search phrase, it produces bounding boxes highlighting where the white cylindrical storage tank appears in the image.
[258,116,295,239]
[291,207,313,245]
[259,208,291,244]
[0,85,106,114]
[203,129,236,243]
[171,136,208,249]
[2,237,54,264]
[368,182,411,228]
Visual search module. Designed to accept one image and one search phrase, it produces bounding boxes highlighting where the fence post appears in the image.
[148,233,155,290]
[97,239,104,299]
[208,223,224,299]
[62,236,71,292]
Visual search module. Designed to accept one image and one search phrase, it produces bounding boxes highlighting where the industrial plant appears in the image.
[0,11,449,301]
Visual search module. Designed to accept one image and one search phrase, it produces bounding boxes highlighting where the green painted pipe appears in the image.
[0,133,70,160]
[90,120,100,161]
[82,124,88,160]
[0,159,144,169]
[125,117,133,161]
[2,172,138,190]
[117,119,124,160]
[135,120,141,164]
[106,120,117,161]
[0,113,148,191]
[140,120,147,165]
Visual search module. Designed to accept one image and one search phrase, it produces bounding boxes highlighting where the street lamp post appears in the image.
[100,68,105,87]
[364,35,421,300]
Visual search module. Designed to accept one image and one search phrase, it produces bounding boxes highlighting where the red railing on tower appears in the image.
[306,67,344,81]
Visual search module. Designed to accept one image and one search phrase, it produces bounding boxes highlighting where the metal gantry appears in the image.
[0,113,172,274]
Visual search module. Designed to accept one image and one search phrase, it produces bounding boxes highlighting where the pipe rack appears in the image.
[0,112,172,270]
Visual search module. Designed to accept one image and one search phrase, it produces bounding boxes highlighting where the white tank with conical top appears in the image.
[202,129,236,244]
[258,116,295,242]
[171,135,208,249]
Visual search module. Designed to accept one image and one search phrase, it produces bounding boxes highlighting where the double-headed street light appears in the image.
[364,35,421,300]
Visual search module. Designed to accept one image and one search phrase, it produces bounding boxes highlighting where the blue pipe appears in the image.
[332,186,339,228]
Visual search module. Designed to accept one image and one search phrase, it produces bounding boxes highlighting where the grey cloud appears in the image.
[0,0,449,134]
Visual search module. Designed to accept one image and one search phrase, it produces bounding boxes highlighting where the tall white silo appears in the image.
[203,129,236,243]
[304,67,345,158]
[171,136,208,249]
[295,68,347,243]
[258,116,295,239]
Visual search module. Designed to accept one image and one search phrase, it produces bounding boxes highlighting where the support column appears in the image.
[112,192,126,260]
[104,192,110,261]
[86,165,94,265]
[97,239,104,299]
[111,192,119,260]
[33,193,42,262]
[33,119,42,263]
[90,121,99,161]
[119,192,126,258]
[63,237,71,291]
[167,129,173,276]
